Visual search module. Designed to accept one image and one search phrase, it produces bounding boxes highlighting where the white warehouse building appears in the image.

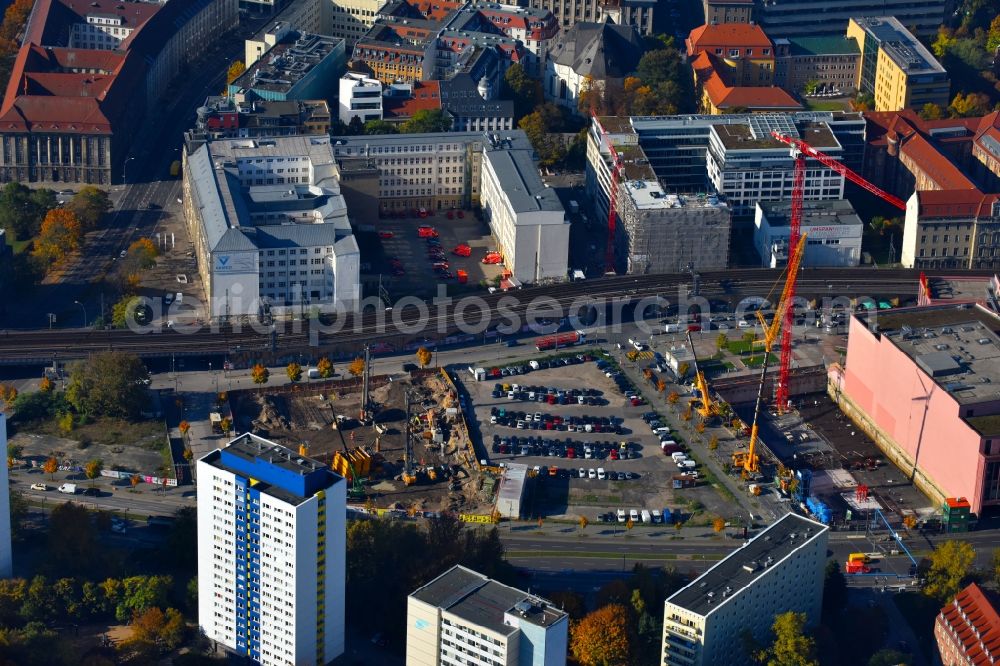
[753,199,863,267]
[182,135,361,320]
[481,146,568,284]
[197,434,346,666]
[661,512,828,666]
[338,72,383,126]
[407,565,569,666]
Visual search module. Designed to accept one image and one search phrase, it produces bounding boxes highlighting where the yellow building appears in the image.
[847,16,949,112]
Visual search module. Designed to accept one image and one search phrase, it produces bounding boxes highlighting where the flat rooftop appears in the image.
[759,199,862,228]
[411,565,566,633]
[864,304,1000,407]
[624,182,729,211]
[484,151,563,215]
[853,16,945,76]
[233,31,343,94]
[711,121,838,151]
[667,512,827,617]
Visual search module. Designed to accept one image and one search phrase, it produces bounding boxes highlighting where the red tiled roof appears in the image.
[938,583,1000,666]
[23,0,158,48]
[383,80,441,119]
[694,52,800,111]
[686,22,773,56]
[918,190,999,218]
[900,133,977,190]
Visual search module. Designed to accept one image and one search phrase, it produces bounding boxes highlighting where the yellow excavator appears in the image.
[732,235,807,475]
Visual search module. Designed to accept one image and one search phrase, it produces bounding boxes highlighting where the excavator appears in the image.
[732,235,807,475]
[686,330,718,421]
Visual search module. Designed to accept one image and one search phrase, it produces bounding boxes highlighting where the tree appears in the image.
[0,182,53,240]
[67,186,111,230]
[570,604,632,666]
[363,119,399,135]
[657,379,666,392]
[182,448,193,462]
[868,649,912,666]
[503,63,542,121]
[125,238,158,268]
[32,208,82,265]
[84,459,103,487]
[317,357,333,378]
[348,357,365,377]
[46,502,100,577]
[251,363,269,385]
[667,391,680,404]
[765,611,818,666]
[226,60,245,84]
[712,517,725,533]
[400,109,451,134]
[286,362,302,382]
[38,377,53,393]
[949,91,991,117]
[416,347,433,368]
[919,102,945,120]
[924,540,976,601]
[110,296,142,328]
[716,333,729,350]
[637,48,684,87]
[66,352,150,419]
[57,411,73,435]
[708,435,719,451]
[518,103,568,167]
[822,558,848,619]
[130,474,141,489]
[43,456,58,480]
[932,26,957,57]
[579,515,589,530]
[988,14,1000,53]
[695,422,706,434]
[219,417,232,436]
[178,420,190,440]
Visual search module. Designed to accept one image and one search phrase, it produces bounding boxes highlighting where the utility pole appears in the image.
[360,343,371,423]
[404,392,413,479]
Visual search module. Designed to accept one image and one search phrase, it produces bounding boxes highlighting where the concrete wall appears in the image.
[405,596,441,666]
[830,317,995,513]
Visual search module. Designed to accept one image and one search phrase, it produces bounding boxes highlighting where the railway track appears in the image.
[0,267,980,364]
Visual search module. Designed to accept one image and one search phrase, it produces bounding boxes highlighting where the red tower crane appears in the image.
[769,131,907,412]
[593,116,624,275]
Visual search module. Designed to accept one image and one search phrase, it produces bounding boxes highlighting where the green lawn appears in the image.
[805,98,851,112]
[743,353,776,368]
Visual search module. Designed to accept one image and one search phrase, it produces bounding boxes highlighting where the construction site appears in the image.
[227,365,500,516]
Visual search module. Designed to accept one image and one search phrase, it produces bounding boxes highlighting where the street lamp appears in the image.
[73,301,87,328]
[122,156,135,184]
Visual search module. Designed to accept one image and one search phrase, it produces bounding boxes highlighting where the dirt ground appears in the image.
[231,373,495,514]
[9,427,167,476]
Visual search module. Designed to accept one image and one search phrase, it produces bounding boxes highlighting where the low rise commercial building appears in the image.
[407,565,568,666]
[229,28,345,103]
[182,135,360,320]
[197,434,345,666]
[754,0,947,37]
[495,463,529,517]
[901,190,1000,270]
[546,19,643,113]
[338,72,383,125]
[935,583,1000,665]
[774,35,861,95]
[847,16,949,112]
[754,199,862,267]
[661,512,828,666]
[830,303,1000,515]
[703,0,752,25]
[481,144,568,283]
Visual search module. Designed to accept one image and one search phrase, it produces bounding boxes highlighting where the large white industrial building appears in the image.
[661,513,828,666]
[197,434,346,666]
[753,199,863,267]
[407,565,569,666]
[481,147,568,284]
[182,135,360,320]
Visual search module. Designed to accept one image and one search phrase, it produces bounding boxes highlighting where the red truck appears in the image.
[535,331,586,351]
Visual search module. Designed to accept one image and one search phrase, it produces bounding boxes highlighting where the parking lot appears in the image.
[458,351,726,522]
[359,213,506,297]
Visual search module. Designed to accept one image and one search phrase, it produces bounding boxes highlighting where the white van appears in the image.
[671,451,688,461]
[664,323,681,333]
[307,368,320,379]
[175,292,183,305]
[641,509,652,524]
[57,483,77,495]
[737,319,752,329]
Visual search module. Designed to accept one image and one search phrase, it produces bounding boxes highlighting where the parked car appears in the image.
[30,483,48,491]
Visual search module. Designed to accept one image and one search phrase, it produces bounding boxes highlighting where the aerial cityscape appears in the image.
[0,0,997,662]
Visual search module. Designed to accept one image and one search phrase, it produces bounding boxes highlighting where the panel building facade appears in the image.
[753,0,947,38]
[197,434,346,666]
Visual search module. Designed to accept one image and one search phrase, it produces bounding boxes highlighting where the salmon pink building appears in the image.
[829,304,1000,516]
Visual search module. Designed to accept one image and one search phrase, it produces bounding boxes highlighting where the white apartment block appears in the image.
[197,434,346,666]
[338,72,383,125]
[182,135,360,320]
[0,415,11,578]
[706,120,846,218]
[481,145,568,284]
[661,513,828,666]
[407,565,569,666]
[331,131,534,214]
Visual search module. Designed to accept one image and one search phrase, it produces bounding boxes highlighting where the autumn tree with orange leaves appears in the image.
[570,603,632,666]
[33,208,82,265]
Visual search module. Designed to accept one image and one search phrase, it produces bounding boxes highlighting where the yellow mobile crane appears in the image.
[732,235,807,474]
[686,330,717,421]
